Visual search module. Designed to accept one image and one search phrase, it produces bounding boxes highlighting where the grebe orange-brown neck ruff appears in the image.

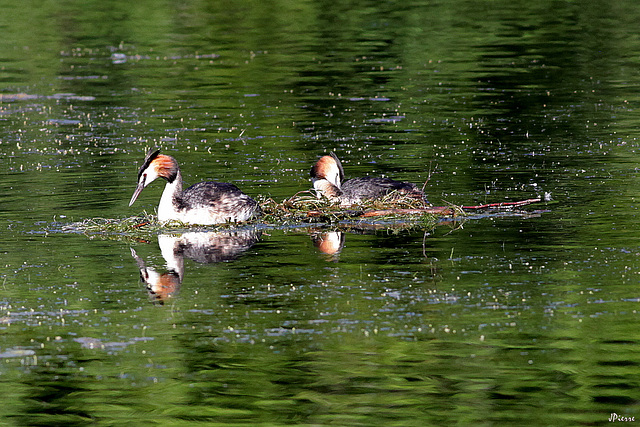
[310,152,428,206]
[129,149,262,225]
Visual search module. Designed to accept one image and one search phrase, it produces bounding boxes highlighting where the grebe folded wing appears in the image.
[177,181,262,223]
[342,176,425,203]
[310,152,428,205]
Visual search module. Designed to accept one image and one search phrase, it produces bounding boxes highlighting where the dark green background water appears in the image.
[1,0,640,425]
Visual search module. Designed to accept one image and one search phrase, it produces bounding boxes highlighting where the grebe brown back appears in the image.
[129,149,262,224]
[310,152,428,206]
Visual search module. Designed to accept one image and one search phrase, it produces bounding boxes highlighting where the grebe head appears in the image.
[129,149,179,207]
[310,152,344,188]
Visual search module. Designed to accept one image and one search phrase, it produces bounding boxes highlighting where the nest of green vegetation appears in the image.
[64,212,160,234]
[62,191,452,237]
[63,191,544,237]
[259,191,448,225]
[62,213,194,241]
[60,211,248,240]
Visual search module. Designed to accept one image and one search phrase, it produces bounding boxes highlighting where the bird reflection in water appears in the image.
[310,230,345,260]
[131,228,260,303]
[310,223,403,259]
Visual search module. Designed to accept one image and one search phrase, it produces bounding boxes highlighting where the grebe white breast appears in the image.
[310,152,428,206]
[129,149,262,224]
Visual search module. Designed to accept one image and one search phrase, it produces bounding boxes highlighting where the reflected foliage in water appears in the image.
[1,0,640,425]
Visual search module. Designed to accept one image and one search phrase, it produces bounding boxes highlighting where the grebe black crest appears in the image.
[129,149,262,224]
[310,152,428,206]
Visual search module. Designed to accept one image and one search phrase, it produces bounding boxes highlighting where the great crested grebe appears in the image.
[310,152,428,206]
[129,149,262,224]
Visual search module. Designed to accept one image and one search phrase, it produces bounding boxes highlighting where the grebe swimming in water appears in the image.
[310,152,428,206]
[129,149,262,224]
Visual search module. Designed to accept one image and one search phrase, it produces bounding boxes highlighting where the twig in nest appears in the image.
[421,161,437,192]
[359,207,453,217]
[461,198,541,210]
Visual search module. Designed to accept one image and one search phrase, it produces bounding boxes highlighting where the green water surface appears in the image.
[1,0,640,425]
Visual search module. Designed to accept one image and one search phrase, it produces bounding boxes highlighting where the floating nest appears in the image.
[259,191,448,225]
[61,191,544,237]
[59,213,196,241]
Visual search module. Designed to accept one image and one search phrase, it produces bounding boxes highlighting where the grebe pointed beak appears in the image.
[129,181,146,206]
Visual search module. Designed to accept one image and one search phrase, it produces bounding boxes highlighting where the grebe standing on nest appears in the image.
[129,149,261,224]
[310,152,428,206]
